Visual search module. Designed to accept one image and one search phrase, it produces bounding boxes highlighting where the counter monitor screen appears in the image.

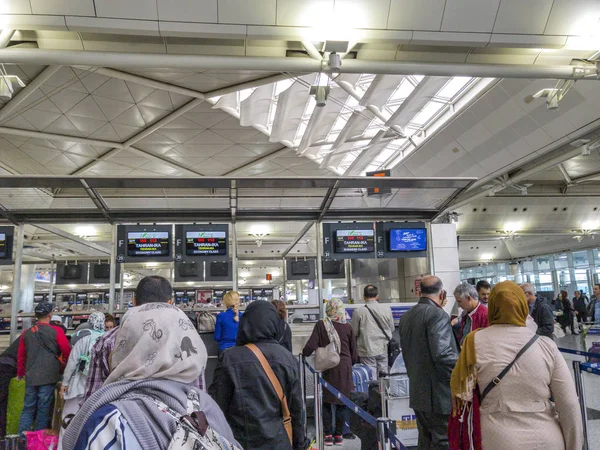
[335,229,375,253]
[127,231,170,257]
[389,228,427,252]
[0,233,6,258]
[186,231,227,256]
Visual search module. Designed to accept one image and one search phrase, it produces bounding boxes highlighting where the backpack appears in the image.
[197,311,216,333]
[588,342,600,364]
[153,391,241,450]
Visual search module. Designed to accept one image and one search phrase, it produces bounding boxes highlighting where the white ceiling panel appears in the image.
[95,0,159,20]
[441,0,501,33]
[388,0,445,30]
[30,0,94,16]
[157,0,218,22]
[334,0,391,29]
[544,0,600,36]
[219,0,276,25]
[492,0,554,34]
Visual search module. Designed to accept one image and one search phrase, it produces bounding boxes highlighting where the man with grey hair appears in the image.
[520,283,555,339]
[454,282,489,345]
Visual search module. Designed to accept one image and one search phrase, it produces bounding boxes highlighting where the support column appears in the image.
[9,224,24,343]
[282,258,287,302]
[296,280,303,303]
[316,222,325,318]
[118,263,125,309]
[430,223,460,314]
[345,259,352,302]
[232,223,238,291]
[108,224,117,315]
[48,259,55,307]
[19,265,36,330]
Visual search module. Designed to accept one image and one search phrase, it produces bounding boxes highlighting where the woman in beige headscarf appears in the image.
[450,281,582,450]
[62,303,240,450]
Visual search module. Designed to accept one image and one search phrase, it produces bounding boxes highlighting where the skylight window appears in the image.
[410,101,446,127]
[436,77,472,100]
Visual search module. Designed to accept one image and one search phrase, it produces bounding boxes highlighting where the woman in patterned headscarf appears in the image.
[62,304,240,450]
[302,299,358,446]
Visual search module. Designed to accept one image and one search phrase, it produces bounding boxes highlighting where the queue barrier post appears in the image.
[377,418,393,450]
[572,361,590,450]
[314,369,324,450]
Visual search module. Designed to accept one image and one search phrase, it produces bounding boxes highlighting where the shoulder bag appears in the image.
[365,305,400,367]
[245,343,293,446]
[479,334,539,403]
[314,318,341,372]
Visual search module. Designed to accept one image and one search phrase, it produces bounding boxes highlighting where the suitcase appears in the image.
[352,364,374,393]
[6,379,25,436]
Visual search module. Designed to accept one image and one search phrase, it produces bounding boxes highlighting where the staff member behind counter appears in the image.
[214,291,241,355]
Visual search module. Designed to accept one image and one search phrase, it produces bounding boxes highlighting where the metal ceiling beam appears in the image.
[557,163,573,184]
[0,126,123,147]
[79,179,112,223]
[2,49,598,80]
[71,98,205,175]
[441,138,600,215]
[0,65,63,124]
[282,221,315,257]
[301,41,323,61]
[224,146,290,176]
[205,73,294,98]
[318,181,340,221]
[0,29,15,49]
[572,170,600,184]
[32,224,111,254]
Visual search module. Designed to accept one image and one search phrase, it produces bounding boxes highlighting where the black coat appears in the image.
[531,296,555,339]
[398,298,459,414]
[209,301,307,450]
[276,318,293,353]
[302,320,358,405]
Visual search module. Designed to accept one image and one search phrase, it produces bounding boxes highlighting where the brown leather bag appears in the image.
[245,343,293,446]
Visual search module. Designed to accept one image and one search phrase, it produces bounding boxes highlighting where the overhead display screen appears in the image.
[186,231,227,256]
[127,232,170,257]
[0,233,6,258]
[335,229,375,253]
[389,228,427,252]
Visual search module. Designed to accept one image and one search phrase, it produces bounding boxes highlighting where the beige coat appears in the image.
[474,325,583,450]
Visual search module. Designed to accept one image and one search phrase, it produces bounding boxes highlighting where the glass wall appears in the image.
[460,247,600,299]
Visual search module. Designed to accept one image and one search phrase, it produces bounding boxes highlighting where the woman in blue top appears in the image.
[214,291,241,354]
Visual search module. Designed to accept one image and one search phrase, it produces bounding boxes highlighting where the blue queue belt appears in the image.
[581,362,600,376]
[302,358,408,450]
[557,347,598,358]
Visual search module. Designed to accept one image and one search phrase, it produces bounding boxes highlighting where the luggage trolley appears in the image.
[379,373,419,447]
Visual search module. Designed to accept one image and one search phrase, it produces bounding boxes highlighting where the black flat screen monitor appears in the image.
[322,259,344,275]
[0,233,6,258]
[210,262,229,277]
[291,260,311,275]
[179,262,198,277]
[389,228,427,252]
[185,231,227,256]
[93,263,111,279]
[334,229,375,253]
[62,265,82,279]
[127,231,170,257]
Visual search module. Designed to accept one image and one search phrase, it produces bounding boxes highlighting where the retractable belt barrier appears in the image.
[557,347,598,358]
[580,362,600,376]
[302,357,408,450]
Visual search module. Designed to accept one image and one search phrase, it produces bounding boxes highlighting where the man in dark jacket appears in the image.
[17,302,71,434]
[209,301,308,450]
[520,283,555,339]
[398,276,459,450]
[0,336,20,438]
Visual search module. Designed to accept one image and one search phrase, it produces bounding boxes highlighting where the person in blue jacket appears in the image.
[214,291,241,355]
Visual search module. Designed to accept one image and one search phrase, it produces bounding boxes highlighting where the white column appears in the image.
[430,223,461,314]
[19,264,36,330]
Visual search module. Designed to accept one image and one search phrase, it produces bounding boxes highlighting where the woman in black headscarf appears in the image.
[209,301,309,450]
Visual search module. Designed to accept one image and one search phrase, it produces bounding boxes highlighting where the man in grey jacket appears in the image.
[398,276,459,450]
[350,285,394,378]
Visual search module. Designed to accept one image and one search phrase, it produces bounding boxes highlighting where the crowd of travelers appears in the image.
[0,274,589,450]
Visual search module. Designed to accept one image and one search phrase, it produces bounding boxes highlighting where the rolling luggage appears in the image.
[352,364,374,393]
[6,379,25,436]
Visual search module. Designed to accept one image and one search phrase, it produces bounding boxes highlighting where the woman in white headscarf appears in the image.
[62,304,240,450]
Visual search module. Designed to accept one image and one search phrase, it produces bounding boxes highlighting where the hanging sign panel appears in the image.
[0,226,14,266]
[117,225,173,263]
[175,224,229,263]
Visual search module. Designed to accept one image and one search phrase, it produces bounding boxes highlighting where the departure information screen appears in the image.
[0,233,5,258]
[186,231,227,256]
[389,228,427,251]
[335,229,375,253]
[127,231,170,257]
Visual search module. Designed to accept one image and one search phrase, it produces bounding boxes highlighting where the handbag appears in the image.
[315,318,341,372]
[245,344,293,446]
[365,305,400,367]
[26,430,58,450]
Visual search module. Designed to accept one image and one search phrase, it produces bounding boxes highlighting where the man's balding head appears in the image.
[420,276,446,306]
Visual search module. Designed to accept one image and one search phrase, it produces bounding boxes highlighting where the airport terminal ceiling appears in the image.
[1,0,600,268]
